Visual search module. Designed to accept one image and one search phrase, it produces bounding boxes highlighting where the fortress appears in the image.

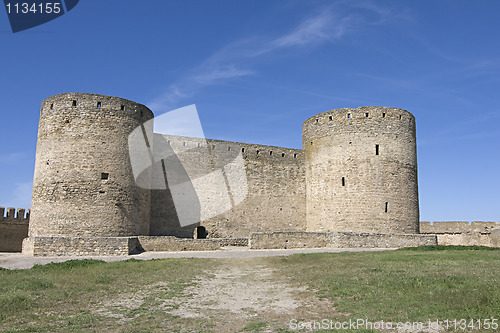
[0,93,498,256]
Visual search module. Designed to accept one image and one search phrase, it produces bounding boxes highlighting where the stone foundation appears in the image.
[18,230,499,257]
[249,231,437,249]
[22,237,143,257]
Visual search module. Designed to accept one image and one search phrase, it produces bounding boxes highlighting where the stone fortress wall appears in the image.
[0,207,30,252]
[150,135,306,239]
[420,221,500,247]
[1,93,498,256]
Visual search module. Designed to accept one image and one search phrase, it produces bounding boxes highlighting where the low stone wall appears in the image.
[22,237,143,257]
[248,232,330,249]
[138,236,248,252]
[436,230,500,247]
[249,232,437,249]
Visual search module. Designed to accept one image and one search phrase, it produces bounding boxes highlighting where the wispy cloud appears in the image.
[269,10,348,50]
[193,65,254,85]
[148,3,396,112]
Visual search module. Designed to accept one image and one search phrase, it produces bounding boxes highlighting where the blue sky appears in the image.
[0,0,499,221]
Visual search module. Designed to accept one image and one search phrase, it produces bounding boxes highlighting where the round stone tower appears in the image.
[303,106,419,234]
[29,93,154,237]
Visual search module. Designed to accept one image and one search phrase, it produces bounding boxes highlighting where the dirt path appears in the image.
[0,247,394,270]
[92,258,337,332]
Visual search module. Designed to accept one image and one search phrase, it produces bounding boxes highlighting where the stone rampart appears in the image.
[150,135,306,238]
[0,207,29,252]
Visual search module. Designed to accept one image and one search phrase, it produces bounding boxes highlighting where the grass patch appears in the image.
[0,249,498,332]
[241,321,268,332]
[0,258,213,332]
[269,249,500,323]
[399,245,500,251]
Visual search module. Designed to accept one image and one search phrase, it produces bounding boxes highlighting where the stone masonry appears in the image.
[0,92,495,256]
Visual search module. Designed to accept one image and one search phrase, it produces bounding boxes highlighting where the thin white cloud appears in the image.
[193,66,254,85]
[273,11,347,48]
[148,3,397,112]
[148,84,189,113]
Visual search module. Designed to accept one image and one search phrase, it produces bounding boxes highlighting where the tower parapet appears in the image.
[303,106,419,234]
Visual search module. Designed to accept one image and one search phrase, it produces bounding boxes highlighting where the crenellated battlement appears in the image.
[159,134,304,163]
[419,221,500,234]
[0,207,30,224]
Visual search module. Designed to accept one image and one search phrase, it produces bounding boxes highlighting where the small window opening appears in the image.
[281,153,285,157]
[382,113,386,118]
[310,141,313,145]
[399,115,402,120]
[269,151,273,156]
[347,113,351,119]
[241,148,245,153]
[120,105,125,111]
[212,145,215,149]
[97,102,101,108]
[385,202,388,213]
[167,140,171,144]
[183,142,187,147]
[256,150,260,155]
[293,153,297,158]
[101,173,109,180]
[365,112,369,117]
[197,142,201,147]
[140,111,143,117]
[315,118,319,123]
[341,177,345,186]
[72,100,77,107]
[50,103,54,109]
[329,116,332,121]
[375,144,379,155]
[99,190,105,194]
[228,147,231,151]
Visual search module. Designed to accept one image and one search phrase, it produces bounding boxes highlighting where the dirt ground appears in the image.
[92,257,338,332]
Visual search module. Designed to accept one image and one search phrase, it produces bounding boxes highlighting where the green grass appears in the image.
[0,258,212,332]
[241,321,268,332]
[269,246,500,324]
[398,245,500,251]
[0,246,498,332]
